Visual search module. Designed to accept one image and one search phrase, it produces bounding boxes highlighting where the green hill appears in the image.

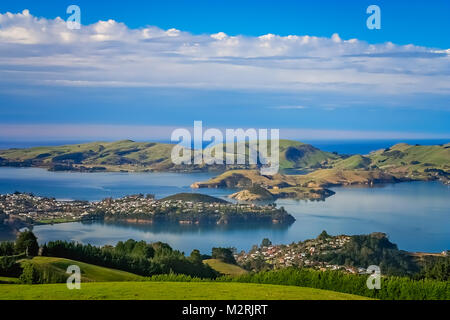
[368,143,449,169]
[0,139,342,173]
[332,155,372,170]
[278,140,340,172]
[21,257,144,283]
[0,281,369,300]
[203,259,248,276]
[0,140,177,172]
[159,193,228,203]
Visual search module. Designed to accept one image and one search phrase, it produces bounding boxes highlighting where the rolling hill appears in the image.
[0,139,342,173]
[21,257,145,283]
[203,259,249,276]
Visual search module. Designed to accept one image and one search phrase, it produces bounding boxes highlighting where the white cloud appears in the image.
[0,10,449,97]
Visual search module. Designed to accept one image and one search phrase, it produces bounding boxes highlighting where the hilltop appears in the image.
[159,193,228,203]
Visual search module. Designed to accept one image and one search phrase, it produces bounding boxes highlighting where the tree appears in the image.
[0,241,15,256]
[19,262,39,284]
[189,249,202,264]
[317,230,331,240]
[211,247,236,264]
[261,238,272,247]
[15,230,39,256]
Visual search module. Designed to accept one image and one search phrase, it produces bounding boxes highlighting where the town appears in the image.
[235,232,368,274]
[0,192,295,227]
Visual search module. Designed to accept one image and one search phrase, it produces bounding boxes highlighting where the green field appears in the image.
[203,259,248,276]
[0,281,370,300]
[23,256,144,282]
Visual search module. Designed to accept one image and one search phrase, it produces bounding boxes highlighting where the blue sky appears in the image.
[2,0,450,48]
[0,1,449,141]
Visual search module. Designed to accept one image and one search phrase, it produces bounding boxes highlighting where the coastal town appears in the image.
[235,233,368,274]
[0,192,294,227]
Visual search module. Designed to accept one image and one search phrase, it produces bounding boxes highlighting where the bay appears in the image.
[0,167,448,254]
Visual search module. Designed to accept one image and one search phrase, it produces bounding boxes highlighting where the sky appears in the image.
[0,0,449,142]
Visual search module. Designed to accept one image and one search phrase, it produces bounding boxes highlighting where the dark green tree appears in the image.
[189,249,202,264]
[211,247,236,264]
[19,262,39,284]
[15,230,39,256]
[261,238,272,247]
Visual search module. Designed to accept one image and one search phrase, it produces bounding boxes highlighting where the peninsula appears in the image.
[0,192,295,233]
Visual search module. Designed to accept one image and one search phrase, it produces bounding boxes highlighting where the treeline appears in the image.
[0,231,39,278]
[41,239,218,279]
[141,268,449,300]
[225,268,448,300]
[415,256,449,281]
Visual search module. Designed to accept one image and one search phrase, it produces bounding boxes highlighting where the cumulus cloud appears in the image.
[0,10,449,96]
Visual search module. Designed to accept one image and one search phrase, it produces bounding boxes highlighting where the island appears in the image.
[0,192,295,233]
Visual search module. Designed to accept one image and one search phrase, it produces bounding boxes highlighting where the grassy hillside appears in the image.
[203,259,248,276]
[0,140,177,172]
[22,257,144,282]
[0,139,342,173]
[369,143,450,167]
[278,140,340,172]
[0,281,369,300]
[332,155,372,170]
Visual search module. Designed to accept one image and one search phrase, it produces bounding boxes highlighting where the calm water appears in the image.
[0,167,448,254]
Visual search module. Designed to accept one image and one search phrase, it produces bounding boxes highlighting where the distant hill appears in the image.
[0,139,342,173]
[278,140,341,172]
[327,143,450,184]
[0,140,177,172]
[331,155,372,170]
[368,143,449,170]
[0,140,447,187]
[159,193,228,203]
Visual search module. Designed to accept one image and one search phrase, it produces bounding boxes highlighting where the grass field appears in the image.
[0,281,370,300]
[23,256,144,282]
[203,259,248,276]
